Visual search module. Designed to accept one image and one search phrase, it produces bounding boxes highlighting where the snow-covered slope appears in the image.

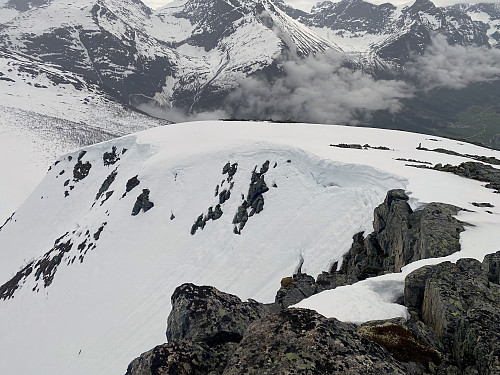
[0,48,168,222]
[1,121,500,375]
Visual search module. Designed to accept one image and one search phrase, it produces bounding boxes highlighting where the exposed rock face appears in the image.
[166,283,271,346]
[275,273,317,309]
[233,161,270,234]
[358,321,442,372]
[404,253,500,375]
[275,189,465,308]
[131,189,154,216]
[431,161,500,193]
[483,251,500,284]
[127,249,500,375]
[125,339,232,375]
[223,308,409,375]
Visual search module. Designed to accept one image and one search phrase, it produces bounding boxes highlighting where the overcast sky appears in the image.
[143,0,500,12]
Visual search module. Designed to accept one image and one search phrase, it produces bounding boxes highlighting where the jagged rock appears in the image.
[404,254,500,375]
[233,161,270,233]
[131,189,154,216]
[125,339,232,375]
[483,251,500,285]
[219,189,231,204]
[275,273,317,308]
[73,159,92,182]
[95,170,117,200]
[125,176,140,193]
[222,162,238,182]
[273,190,465,308]
[191,204,224,235]
[223,308,409,375]
[166,283,270,346]
[341,190,464,278]
[102,146,119,166]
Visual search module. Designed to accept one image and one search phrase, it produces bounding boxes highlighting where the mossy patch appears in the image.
[280,277,294,288]
[359,323,442,368]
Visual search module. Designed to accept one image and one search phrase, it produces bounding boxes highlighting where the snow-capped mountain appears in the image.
[0,0,337,113]
[280,0,491,63]
[451,2,500,48]
[2,0,497,116]
[1,121,500,374]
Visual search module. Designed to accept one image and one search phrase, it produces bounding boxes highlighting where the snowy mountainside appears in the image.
[1,121,500,375]
[451,2,500,47]
[1,0,498,119]
[280,0,491,61]
[0,0,338,113]
[0,47,168,222]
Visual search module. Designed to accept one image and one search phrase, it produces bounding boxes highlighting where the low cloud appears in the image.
[406,34,500,90]
[224,50,413,124]
[139,36,500,125]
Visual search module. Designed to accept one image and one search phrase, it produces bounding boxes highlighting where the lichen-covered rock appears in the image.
[404,255,500,375]
[166,283,270,346]
[482,251,500,285]
[274,190,466,308]
[125,339,232,375]
[222,308,409,375]
[275,273,316,308]
[339,190,464,279]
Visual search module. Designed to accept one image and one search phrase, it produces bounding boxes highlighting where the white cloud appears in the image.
[225,50,412,124]
[406,35,500,90]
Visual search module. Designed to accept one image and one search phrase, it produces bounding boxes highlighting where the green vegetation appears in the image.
[370,79,500,150]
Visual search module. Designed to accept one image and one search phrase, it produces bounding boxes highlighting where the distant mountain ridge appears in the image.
[1,0,498,115]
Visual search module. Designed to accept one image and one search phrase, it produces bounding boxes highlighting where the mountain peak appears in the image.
[409,0,438,12]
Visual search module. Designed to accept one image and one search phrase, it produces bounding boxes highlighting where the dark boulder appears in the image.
[166,283,270,346]
[275,273,317,308]
[131,189,154,216]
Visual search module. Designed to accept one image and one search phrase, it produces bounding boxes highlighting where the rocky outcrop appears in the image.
[275,273,318,309]
[274,189,465,308]
[125,339,232,375]
[414,161,500,194]
[129,285,414,375]
[404,252,500,375]
[233,161,270,234]
[131,189,154,216]
[125,191,500,375]
[166,283,272,346]
[126,250,500,375]
[223,308,409,375]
